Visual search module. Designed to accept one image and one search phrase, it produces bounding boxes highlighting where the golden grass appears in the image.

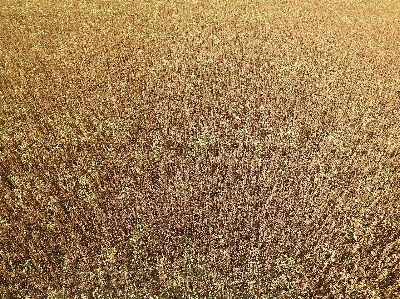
[1,0,400,297]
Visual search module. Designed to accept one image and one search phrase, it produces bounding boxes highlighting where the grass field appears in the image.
[1,0,400,297]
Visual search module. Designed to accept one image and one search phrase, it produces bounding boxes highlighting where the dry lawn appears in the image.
[1,0,400,297]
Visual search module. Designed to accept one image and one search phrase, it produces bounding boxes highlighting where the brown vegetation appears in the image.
[1,0,400,297]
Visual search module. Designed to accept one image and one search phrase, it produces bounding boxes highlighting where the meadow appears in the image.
[1,0,400,297]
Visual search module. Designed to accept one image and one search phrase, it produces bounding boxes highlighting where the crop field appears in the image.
[1,0,400,297]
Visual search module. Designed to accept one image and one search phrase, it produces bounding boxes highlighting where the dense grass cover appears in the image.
[1,0,400,297]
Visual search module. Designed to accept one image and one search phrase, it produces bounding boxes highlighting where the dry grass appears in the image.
[1,0,400,298]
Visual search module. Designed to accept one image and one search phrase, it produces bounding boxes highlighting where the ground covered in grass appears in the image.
[1,0,400,297]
